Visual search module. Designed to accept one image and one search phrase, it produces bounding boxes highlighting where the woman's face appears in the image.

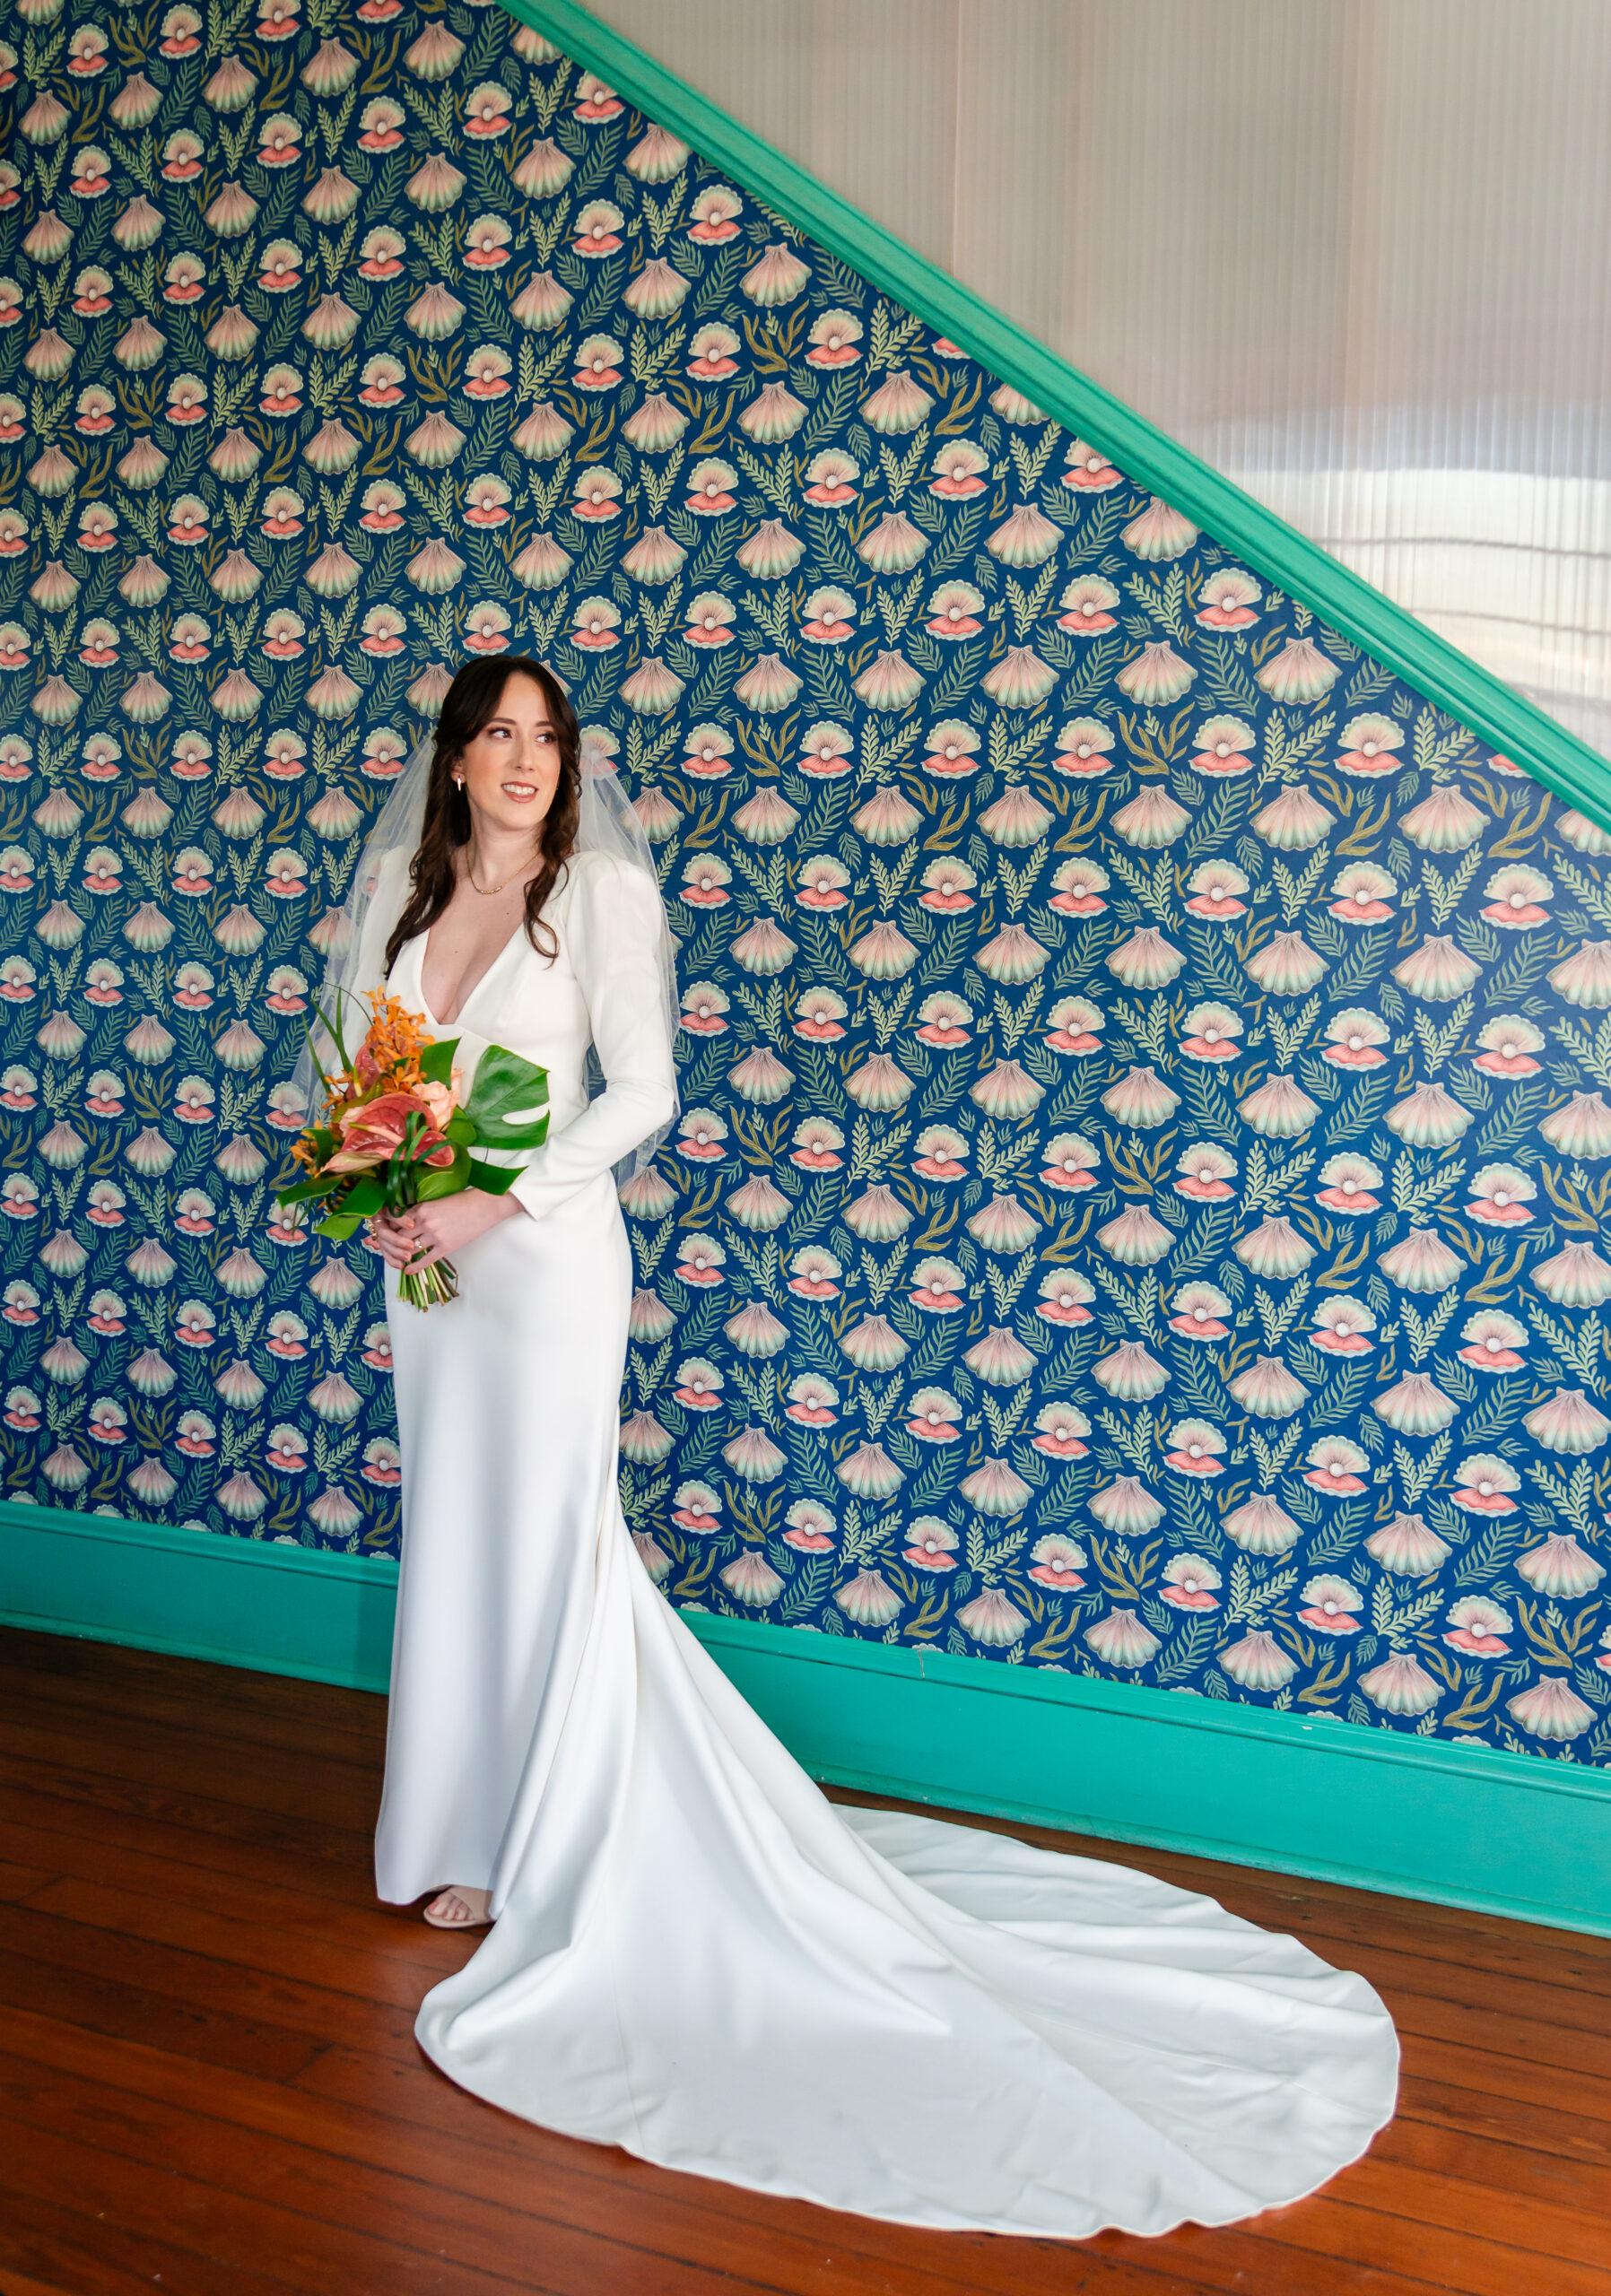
[456,673,562,836]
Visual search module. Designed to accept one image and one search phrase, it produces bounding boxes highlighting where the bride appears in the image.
[319,655,1398,2241]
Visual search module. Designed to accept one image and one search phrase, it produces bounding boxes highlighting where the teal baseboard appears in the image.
[4,1498,1609,1936]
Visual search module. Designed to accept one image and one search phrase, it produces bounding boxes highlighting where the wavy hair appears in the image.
[383,656,581,976]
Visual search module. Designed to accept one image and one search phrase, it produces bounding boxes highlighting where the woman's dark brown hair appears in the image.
[383,657,581,976]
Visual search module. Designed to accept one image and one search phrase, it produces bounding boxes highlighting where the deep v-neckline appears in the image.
[416,913,526,1030]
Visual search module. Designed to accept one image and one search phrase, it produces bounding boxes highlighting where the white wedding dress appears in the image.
[371,845,1398,2241]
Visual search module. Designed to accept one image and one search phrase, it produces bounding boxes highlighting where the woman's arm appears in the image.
[505,851,678,1222]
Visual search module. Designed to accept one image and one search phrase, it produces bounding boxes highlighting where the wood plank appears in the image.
[0,1942,327,2085]
[0,1634,385,1770]
[18,1870,452,2005]
[0,1702,379,1833]
[1339,2153,1611,2272]
[0,1794,382,1919]
[1398,2031,1611,2124]
[1399,2074,1611,2170]
[0,1623,388,1744]
[0,1858,56,1901]
[0,1748,372,1878]
[1376,2113,1611,2223]
[0,2111,566,2296]
[0,2271,86,2296]
[1140,2196,1611,2296]
[0,2012,1229,2296]
[0,2188,300,2296]
[0,1903,423,2068]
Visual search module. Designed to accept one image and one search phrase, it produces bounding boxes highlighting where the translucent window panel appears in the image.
[584,0,1611,753]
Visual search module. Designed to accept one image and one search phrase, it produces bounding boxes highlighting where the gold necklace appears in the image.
[465,848,535,897]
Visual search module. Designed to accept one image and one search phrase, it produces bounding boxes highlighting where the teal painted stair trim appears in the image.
[4,1499,1608,1937]
[504,0,1611,824]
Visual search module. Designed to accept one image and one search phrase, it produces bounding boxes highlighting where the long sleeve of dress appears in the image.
[506,851,678,1223]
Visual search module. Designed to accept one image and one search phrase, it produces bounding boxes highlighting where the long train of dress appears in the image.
[374,848,1399,2240]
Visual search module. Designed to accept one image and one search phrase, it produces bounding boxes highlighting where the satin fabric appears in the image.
[375,847,1400,2239]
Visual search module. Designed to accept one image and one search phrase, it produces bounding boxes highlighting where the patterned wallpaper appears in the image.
[3,0,1609,1763]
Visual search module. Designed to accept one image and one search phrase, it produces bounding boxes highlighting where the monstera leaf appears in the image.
[461,1045,551,1149]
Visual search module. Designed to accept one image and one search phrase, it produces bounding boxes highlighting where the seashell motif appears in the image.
[1222,1496,1302,1556]
[957,1456,1033,1516]
[1539,1091,1611,1157]
[1372,1373,1459,1437]
[1383,1082,1473,1148]
[1110,787,1192,848]
[1251,785,1334,850]
[964,1193,1041,1252]
[1105,929,1186,989]
[1219,1631,1297,1692]
[1315,1151,1383,1212]
[1532,1240,1611,1306]
[1120,498,1197,560]
[1299,1576,1363,1632]
[1226,1356,1308,1418]
[1092,1342,1169,1402]
[1458,1309,1528,1372]
[1116,641,1196,705]
[1365,1514,1451,1575]
[834,1568,902,1626]
[1090,1476,1164,1533]
[1398,784,1485,851]
[1162,1555,1223,1609]
[1096,1205,1174,1265]
[977,786,1055,847]
[1232,1217,1314,1278]
[1523,1387,1611,1455]
[962,1326,1038,1386]
[1443,1594,1511,1655]
[1393,935,1482,1001]
[1237,1074,1320,1138]
[980,646,1058,708]
[1101,1065,1180,1127]
[1516,1535,1606,1599]
[1378,1227,1463,1293]
[1359,1653,1441,1717]
[986,503,1062,568]
[1452,1455,1520,1513]
[1558,809,1611,855]
[1168,1283,1232,1341]
[1506,1677,1597,1741]
[1084,1609,1161,1668]
[1165,1419,1225,1473]
[955,1587,1030,1646]
[1255,639,1337,702]
[1549,940,1611,1009]
[1244,934,1327,996]
[860,368,933,433]
[1304,1437,1370,1493]
[1028,1532,1088,1585]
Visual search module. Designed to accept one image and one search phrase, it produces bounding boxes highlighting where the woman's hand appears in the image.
[369,1187,522,1272]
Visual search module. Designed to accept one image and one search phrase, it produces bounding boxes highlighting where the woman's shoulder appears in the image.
[552,844,648,904]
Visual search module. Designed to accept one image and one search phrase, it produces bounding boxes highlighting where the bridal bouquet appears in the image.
[281,988,550,1309]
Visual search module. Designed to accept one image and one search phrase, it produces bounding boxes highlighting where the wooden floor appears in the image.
[0,1629,1606,2296]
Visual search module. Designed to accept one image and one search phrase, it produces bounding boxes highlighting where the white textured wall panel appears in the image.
[579,0,1611,752]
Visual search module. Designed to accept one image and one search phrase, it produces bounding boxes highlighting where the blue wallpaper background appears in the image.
[3,0,1611,1761]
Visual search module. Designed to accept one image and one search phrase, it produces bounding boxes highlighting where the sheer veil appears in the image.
[290,722,681,1184]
